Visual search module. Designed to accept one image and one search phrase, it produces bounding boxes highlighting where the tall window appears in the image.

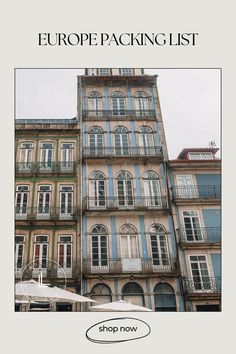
[15,235,25,274]
[143,171,162,206]
[149,224,170,269]
[114,126,129,156]
[135,92,149,116]
[58,236,72,276]
[120,225,139,259]
[61,143,74,171]
[40,142,54,169]
[176,175,195,198]
[183,211,202,241]
[189,255,211,291]
[91,225,108,269]
[89,172,106,208]
[122,282,144,306]
[89,127,104,156]
[138,126,155,155]
[116,171,134,207]
[37,185,51,218]
[33,235,48,271]
[154,283,176,312]
[19,142,33,170]
[91,284,112,305]
[15,185,29,217]
[88,91,102,116]
[121,68,132,75]
[112,92,125,116]
[60,185,73,218]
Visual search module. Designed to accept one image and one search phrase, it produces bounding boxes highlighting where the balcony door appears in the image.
[120,225,141,272]
[176,175,195,198]
[149,224,170,270]
[138,126,155,155]
[91,225,108,272]
[88,91,102,116]
[189,255,211,291]
[89,127,104,156]
[61,143,74,171]
[37,185,51,219]
[15,185,29,218]
[89,172,106,208]
[19,142,33,170]
[183,211,203,241]
[143,171,162,206]
[135,92,149,116]
[60,186,73,219]
[40,143,53,170]
[114,126,129,156]
[117,171,134,207]
[112,92,125,116]
[58,236,72,277]
[15,236,25,277]
[33,235,48,277]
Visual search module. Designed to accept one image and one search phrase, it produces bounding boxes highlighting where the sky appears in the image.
[15,68,220,159]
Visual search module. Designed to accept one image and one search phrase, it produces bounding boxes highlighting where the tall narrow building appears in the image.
[78,68,184,311]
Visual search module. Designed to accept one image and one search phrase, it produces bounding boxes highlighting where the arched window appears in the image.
[89,172,106,207]
[88,91,102,116]
[116,171,134,207]
[154,283,176,311]
[89,127,104,156]
[143,171,162,206]
[112,92,125,116]
[91,284,112,305]
[138,126,155,155]
[135,92,149,116]
[114,126,129,156]
[91,225,108,269]
[120,224,139,259]
[149,224,170,269]
[122,282,144,306]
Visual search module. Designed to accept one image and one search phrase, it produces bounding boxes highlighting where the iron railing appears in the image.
[183,277,221,294]
[177,227,221,243]
[83,257,178,274]
[15,162,77,174]
[83,196,168,210]
[171,185,221,199]
[83,146,163,159]
[15,207,79,220]
[82,109,157,119]
[16,264,79,280]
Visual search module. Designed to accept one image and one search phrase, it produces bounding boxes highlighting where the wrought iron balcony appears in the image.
[16,263,79,280]
[83,257,178,275]
[15,162,77,174]
[171,185,221,199]
[83,196,168,211]
[83,146,163,159]
[183,277,221,294]
[177,227,221,243]
[15,207,79,221]
[82,109,156,119]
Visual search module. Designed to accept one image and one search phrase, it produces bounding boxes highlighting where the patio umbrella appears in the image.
[15,280,95,303]
[90,299,152,312]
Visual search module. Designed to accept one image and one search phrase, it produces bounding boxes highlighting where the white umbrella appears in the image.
[15,280,95,303]
[90,299,152,312]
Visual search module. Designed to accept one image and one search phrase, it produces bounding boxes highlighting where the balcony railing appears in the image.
[178,227,221,243]
[83,196,168,211]
[83,146,163,159]
[16,264,79,279]
[15,162,77,174]
[15,207,79,220]
[82,109,156,119]
[171,185,221,199]
[183,277,221,294]
[83,257,178,274]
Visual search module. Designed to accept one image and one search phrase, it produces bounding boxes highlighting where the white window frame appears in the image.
[89,172,106,208]
[19,142,33,170]
[176,175,197,198]
[116,171,134,207]
[182,210,204,242]
[90,232,109,272]
[59,185,73,219]
[89,127,104,155]
[61,143,74,171]
[57,235,73,277]
[112,92,126,116]
[121,68,133,75]
[88,91,103,116]
[114,126,129,156]
[188,254,213,292]
[33,235,49,276]
[37,185,51,219]
[15,185,29,219]
[40,142,54,170]
[149,225,171,271]
[98,68,110,75]
[15,235,25,277]
[188,152,214,160]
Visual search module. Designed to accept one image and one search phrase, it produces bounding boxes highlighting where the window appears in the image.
[121,68,132,75]
[112,92,126,116]
[89,172,106,208]
[91,225,108,269]
[188,152,213,160]
[88,91,102,116]
[176,175,196,198]
[134,92,149,116]
[40,143,54,169]
[122,282,144,306]
[15,236,25,273]
[89,127,104,156]
[15,185,29,217]
[60,186,73,218]
[149,224,170,269]
[143,171,162,206]
[154,283,176,312]
[114,126,129,156]
[91,284,112,305]
[98,68,110,75]
[120,225,139,259]
[37,185,51,218]
[58,236,72,277]
[61,143,74,171]
[183,211,202,241]
[189,255,211,291]
[19,142,33,170]
[33,235,48,270]
[138,126,155,155]
[116,171,134,207]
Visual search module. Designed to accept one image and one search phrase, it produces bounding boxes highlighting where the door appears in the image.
[58,236,72,277]
[114,127,129,156]
[40,143,53,170]
[91,234,108,271]
[150,225,170,270]
[60,186,73,219]
[15,186,29,218]
[89,175,105,208]
[183,211,203,241]
[189,255,211,291]
[135,92,149,116]
[176,175,195,198]
[117,172,134,207]
[61,143,73,171]
[143,172,161,206]
[90,128,104,156]
[37,186,51,219]
[20,143,33,170]
[33,236,48,276]
[138,127,154,155]
[112,93,125,116]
